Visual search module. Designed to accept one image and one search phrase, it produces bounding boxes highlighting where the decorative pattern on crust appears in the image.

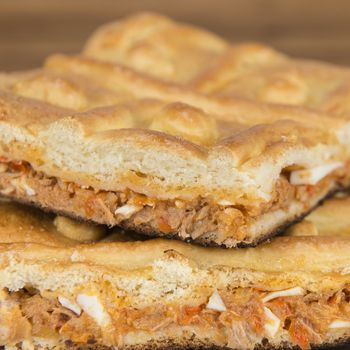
[82,12,350,118]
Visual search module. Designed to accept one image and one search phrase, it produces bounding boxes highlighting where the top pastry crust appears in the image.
[1,14,350,246]
[83,12,350,118]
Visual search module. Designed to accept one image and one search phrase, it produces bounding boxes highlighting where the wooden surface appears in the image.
[1,0,350,71]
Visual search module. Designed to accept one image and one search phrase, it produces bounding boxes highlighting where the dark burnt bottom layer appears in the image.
[0,160,347,247]
[7,339,350,350]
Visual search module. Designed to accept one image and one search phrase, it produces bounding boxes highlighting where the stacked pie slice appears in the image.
[1,12,350,350]
[0,198,349,350]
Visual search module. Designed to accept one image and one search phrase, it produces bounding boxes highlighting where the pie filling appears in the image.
[2,285,350,350]
[0,158,345,245]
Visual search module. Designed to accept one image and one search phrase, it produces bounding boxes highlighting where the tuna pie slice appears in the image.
[1,62,350,247]
[1,200,350,350]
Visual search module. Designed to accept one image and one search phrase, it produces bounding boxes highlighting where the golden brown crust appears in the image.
[6,234,350,274]
[196,54,350,118]
[82,12,228,84]
[45,53,349,128]
[82,12,350,119]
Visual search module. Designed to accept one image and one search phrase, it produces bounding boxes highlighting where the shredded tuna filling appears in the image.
[0,159,343,245]
[2,286,350,349]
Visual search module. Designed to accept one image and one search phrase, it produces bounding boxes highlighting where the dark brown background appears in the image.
[1,1,350,349]
[1,0,350,71]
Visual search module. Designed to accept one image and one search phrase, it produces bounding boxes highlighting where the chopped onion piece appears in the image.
[290,162,342,186]
[76,294,111,327]
[22,182,35,196]
[329,320,350,329]
[262,287,305,303]
[264,306,281,337]
[218,199,234,206]
[115,204,142,217]
[206,290,227,312]
[58,296,81,315]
